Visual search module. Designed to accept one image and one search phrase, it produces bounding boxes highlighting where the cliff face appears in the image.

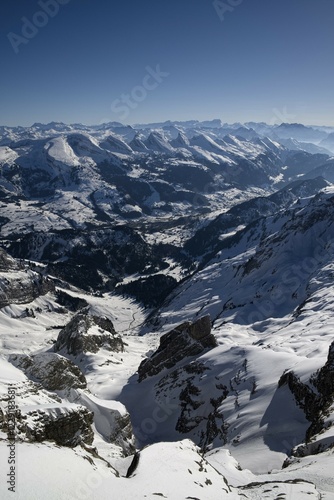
[0,378,94,447]
[0,248,20,271]
[138,315,217,381]
[54,312,125,356]
[134,316,234,451]
[108,411,135,455]
[18,404,94,446]
[0,248,54,308]
[279,340,334,453]
[9,353,87,391]
[313,341,334,399]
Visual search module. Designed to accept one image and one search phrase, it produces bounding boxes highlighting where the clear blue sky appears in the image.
[1,0,333,127]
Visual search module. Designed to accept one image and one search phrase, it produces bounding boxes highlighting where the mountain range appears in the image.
[1,120,334,499]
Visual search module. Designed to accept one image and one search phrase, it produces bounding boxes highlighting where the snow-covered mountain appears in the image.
[1,120,334,499]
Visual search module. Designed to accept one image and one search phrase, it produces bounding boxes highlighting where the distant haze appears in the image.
[1,0,334,126]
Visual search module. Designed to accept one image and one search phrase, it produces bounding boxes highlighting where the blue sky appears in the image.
[1,0,333,126]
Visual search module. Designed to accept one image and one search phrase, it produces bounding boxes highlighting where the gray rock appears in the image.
[153,360,229,451]
[279,340,334,448]
[0,248,20,271]
[109,412,135,455]
[54,312,124,356]
[9,352,87,391]
[0,249,54,308]
[138,315,217,381]
[76,392,136,456]
[18,404,94,446]
[312,340,334,399]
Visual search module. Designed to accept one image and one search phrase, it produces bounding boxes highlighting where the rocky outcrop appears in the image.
[0,248,21,271]
[153,360,230,451]
[0,406,5,427]
[279,340,334,449]
[9,353,87,391]
[138,315,217,381]
[0,248,54,308]
[126,451,140,478]
[0,397,94,447]
[0,268,54,308]
[109,411,135,455]
[175,363,229,450]
[18,404,94,446]
[77,392,136,456]
[278,371,318,423]
[312,341,334,399]
[54,312,124,356]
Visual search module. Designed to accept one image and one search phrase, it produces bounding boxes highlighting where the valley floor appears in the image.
[1,290,334,499]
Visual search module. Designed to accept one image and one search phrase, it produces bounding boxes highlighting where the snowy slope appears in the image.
[2,120,334,499]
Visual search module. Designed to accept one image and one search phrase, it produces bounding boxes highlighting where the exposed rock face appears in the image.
[313,341,334,399]
[278,371,318,423]
[0,267,54,308]
[54,312,124,356]
[9,353,87,391]
[138,315,217,381]
[109,412,135,455]
[76,392,136,456]
[152,360,230,451]
[174,362,229,450]
[0,247,20,271]
[17,404,94,446]
[0,382,94,447]
[279,340,334,449]
[126,451,140,478]
[0,406,5,427]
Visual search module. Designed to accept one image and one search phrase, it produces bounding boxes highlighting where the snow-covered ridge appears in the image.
[0,119,333,241]
[2,120,334,498]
